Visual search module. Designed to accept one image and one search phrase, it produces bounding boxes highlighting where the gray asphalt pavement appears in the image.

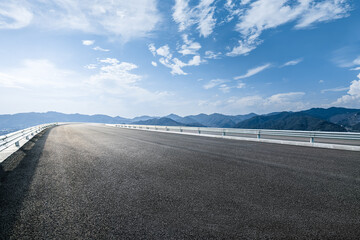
[1,123,360,239]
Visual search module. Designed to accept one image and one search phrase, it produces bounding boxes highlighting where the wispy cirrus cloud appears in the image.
[228,0,351,56]
[172,0,216,37]
[0,1,33,29]
[93,46,110,52]
[203,79,246,93]
[321,86,349,93]
[204,51,221,59]
[281,58,303,67]
[203,79,226,89]
[234,63,271,79]
[0,0,161,41]
[350,56,360,70]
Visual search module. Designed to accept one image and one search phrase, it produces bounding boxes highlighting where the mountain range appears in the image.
[1,107,360,134]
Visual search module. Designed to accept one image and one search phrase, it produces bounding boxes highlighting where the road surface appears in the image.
[1,124,359,239]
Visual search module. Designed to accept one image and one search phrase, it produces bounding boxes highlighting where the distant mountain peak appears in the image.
[1,107,360,132]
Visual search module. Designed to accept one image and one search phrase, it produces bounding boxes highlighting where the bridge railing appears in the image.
[0,123,57,153]
[110,124,360,151]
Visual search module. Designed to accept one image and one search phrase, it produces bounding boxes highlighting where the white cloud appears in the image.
[159,55,204,75]
[151,61,157,67]
[82,58,172,104]
[205,51,221,59]
[0,59,78,89]
[234,63,271,79]
[148,43,157,56]
[241,0,252,4]
[179,34,201,55]
[0,0,161,41]
[93,46,110,52]
[150,43,204,75]
[319,80,324,83]
[0,1,33,29]
[203,79,245,93]
[334,74,360,106]
[0,58,172,116]
[172,0,216,37]
[219,84,231,93]
[188,55,202,66]
[237,82,246,88]
[159,57,187,75]
[295,0,351,29]
[229,0,350,56]
[156,45,172,58]
[100,58,119,64]
[321,87,349,93]
[0,72,25,89]
[82,40,95,46]
[197,0,216,37]
[84,64,97,69]
[281,58,303,67]
[332,47,360,68]
[353,56,360,65]
[350,67,360,71]
[88,59,140,88]
[227,39,258,56]
[172,0,193,32]
[203,79,226,89]
[266,92,305,105]
[224,0,243,23]
[0,58,169,101]
[224,91,306,113]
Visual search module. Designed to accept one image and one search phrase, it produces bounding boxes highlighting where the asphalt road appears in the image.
[1,124,360,239]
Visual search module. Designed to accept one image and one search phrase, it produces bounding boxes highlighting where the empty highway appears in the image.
[1,124,360,239]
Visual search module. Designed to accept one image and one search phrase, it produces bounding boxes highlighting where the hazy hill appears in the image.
[300,107,360,130]
[1,107,359,133]
[235,112,347,132]
[164,113,257,128]
[352,122,360,132]
[132,117,204,127]
[165,114,199,125]
[300,107,359,120]
[185,113,257,128]
[0,111,128,131]
[130,115,157,122]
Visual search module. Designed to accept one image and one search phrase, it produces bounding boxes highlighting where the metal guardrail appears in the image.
[110,124,360,151]
[0,123,57,153]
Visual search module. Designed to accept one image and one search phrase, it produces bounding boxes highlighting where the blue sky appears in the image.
[0,0,359,117]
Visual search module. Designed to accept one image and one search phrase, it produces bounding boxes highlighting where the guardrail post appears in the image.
[310,137,314,143]
[15,141,20,147]
[257,131,261,139]
[180,127,183,132]
[198,128,201,134]
[222,130,226,136]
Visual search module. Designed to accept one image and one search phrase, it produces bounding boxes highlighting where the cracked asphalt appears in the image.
[1,123,359,239]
